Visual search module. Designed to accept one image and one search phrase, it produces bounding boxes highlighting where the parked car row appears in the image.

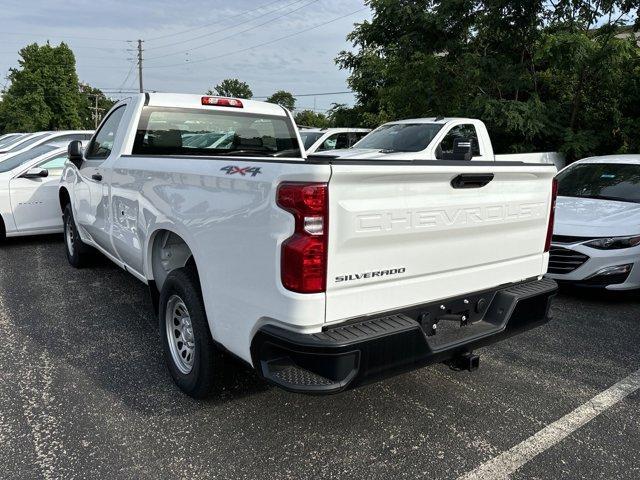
[0,94,636,399]
[0,130,93,238]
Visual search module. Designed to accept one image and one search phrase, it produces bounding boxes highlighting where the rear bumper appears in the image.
[251,277,557,394]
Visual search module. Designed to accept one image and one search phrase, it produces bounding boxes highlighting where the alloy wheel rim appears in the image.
[65,216,75,256]
[165,295,195,374]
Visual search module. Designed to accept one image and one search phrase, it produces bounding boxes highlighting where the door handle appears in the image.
[91,173,103,182]
[451,173,494,189]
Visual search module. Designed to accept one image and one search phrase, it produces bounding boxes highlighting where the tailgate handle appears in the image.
[451,173,494,189]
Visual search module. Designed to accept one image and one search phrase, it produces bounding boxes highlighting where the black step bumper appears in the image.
[251,277,557,394]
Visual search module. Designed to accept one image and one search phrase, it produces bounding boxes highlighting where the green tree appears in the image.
[338,0,640,161]
[327,103,365,127]
[0,42,86,133]
[294,110,330,128]
[266,90,296,111]
[207,78,253,99]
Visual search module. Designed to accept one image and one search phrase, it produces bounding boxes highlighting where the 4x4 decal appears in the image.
[220,165,262,177]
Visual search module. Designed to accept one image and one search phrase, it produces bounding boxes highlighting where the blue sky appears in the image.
[1,0,370,112]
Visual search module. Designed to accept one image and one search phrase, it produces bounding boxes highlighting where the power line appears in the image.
[254,90,353,99]
[117,60,137,91]
[0,30,127,43]
[146,0,315,53]
[145,0,319,61]
[1,61,132,69]
[145,7,366,69]
[145,0,285,41]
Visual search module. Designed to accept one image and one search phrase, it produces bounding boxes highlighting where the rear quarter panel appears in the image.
[109,155,331,363]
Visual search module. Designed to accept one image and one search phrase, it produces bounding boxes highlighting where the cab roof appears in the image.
[575,154,640,165]
[388,117,475,125]
[145,93,288,117]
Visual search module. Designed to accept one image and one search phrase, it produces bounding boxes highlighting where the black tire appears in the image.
[159,267,216,398]
[63,204,92,268]
[0,214,5,243]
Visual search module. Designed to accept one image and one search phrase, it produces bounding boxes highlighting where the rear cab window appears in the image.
[132,107,301,157]
[438,124,481,159]
[354,123,443,153]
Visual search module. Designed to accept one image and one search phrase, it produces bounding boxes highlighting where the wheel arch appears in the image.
[146,227,200,292]
[59,187,71,213]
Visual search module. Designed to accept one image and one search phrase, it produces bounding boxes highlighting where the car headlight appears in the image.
[583,235,640,250]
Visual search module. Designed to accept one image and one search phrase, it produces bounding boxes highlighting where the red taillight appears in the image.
[544,178,558,252]
[201,96,243,108]
[277,182,328,293]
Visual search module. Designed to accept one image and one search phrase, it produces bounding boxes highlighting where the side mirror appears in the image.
[22,168,49,179]
[68,140,84,168]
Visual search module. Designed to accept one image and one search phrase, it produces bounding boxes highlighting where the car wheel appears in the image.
[159,267,216,398]
[63,204,92,268]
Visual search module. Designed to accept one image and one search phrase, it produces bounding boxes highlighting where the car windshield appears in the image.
[132,106,301,157]
[299,131,323,149]
[557,162,640,203]
[5,132,50,153]
[353,123,443,152]
[0,144,59,173]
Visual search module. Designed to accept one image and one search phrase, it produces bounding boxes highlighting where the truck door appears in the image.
[75,105,127,255]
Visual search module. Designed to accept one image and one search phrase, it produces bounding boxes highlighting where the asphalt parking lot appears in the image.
[0,235,639,480]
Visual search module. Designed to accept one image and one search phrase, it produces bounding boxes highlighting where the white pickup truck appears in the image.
[59,93,558,398]
[313,118,565,169]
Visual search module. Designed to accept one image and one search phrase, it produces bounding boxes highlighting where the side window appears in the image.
[317,133,350,151]
[317,134,338,152]
[38,154,67,175]
[85,106,126,160]
[438,124,481,158]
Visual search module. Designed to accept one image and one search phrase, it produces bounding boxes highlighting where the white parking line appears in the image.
[458,368,640,480]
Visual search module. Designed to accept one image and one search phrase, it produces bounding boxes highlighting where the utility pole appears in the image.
[137,39,144,93]
[93,95,99,128]
[82,88,104,129]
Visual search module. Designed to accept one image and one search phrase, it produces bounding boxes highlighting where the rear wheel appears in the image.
[63,204,92,267]
[159,267,216,398]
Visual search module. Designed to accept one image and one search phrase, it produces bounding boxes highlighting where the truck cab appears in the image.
[314,118,565,168]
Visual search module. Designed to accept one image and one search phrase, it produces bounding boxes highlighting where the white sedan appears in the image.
[547,155,640,290]
[0,145,69,239]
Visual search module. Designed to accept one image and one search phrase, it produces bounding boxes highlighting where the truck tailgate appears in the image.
[325,162,556,323]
